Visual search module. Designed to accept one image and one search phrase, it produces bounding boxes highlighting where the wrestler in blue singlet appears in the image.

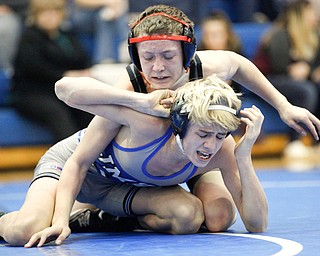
[91,127,198,187]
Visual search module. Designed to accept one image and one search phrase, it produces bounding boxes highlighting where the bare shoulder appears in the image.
[114,69,135,91]
[129,113,171,141]
[71,116,116,165]
[196,50,239,81]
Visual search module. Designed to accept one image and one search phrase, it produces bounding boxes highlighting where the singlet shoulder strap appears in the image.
[126,64,147,93]
[188,54,203,81]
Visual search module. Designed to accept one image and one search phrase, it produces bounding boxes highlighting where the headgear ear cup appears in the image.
[128,12,196,71]
[170,101,189,139]
[181,25,196,68]
[128,30,141,70]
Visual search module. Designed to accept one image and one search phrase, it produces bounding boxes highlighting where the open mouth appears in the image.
[197,151,212,160]
[152,76,169,81]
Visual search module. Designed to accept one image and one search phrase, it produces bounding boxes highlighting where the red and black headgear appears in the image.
[128,12,197,71]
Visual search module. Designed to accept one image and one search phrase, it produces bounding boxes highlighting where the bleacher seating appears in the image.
[0,70,54,147]
[0,70,53,169]
[233,22,270,60]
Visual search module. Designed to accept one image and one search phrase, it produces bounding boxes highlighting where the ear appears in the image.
[170,101,189,139]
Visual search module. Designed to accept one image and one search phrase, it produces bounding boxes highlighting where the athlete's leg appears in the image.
[69,170,204,235]
[0,179,100,245]
[131,185,204,234]
[190,171,236,232]
[0,177,58,246]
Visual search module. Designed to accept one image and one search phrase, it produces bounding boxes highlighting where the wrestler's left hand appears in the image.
[24,224,71,248]
[278,103,320,141]
[235,105,264,157]
[146,89,175,117]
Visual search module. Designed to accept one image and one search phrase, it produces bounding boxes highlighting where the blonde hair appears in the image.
[277,0,318,61]
[27,0,66,26]
[175,75,241,132]
[129,4,194,37]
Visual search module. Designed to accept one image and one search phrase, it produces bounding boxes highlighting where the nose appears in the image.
[152,57,165,72]
[203,136,216,149]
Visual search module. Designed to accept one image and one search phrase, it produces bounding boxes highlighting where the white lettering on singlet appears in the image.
[97,155,153,187]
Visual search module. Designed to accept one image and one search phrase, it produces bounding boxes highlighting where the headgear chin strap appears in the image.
[128,12,196,71]
[175,134,186,155]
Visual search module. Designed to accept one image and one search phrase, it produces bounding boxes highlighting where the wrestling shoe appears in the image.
[69,208,140,233]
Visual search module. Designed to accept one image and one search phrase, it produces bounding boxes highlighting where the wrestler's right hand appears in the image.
[24,224,71,247]
[146,89,175,117]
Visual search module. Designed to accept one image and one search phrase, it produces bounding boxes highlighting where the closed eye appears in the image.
[164,55,174,60]
[217,132,230,139]
[216,135,226,140]
[163,52,176,60]
[143,56,154,61]
[198,130,228,140]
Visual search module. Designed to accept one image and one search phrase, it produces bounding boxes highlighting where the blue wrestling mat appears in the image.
[1,168,320,255]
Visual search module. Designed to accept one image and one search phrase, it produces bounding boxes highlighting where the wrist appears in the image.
[273,95,289,111]
[235,154,253,172]
[127,91,149,112]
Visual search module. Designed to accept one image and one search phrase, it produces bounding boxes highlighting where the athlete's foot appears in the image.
[69,209,140,233]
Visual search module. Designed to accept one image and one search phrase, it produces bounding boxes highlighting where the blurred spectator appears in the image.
[0,0,29,72]
[257,0,320,22]
[11,0,93,143]
[198,11,242,53]
[309,0,320,14]
[67,0,129,64]
[198,11,243,92]
[253,0,320,164]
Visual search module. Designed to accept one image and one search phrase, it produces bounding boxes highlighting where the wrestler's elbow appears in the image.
[55,77,69,102]
[55,77,82,107]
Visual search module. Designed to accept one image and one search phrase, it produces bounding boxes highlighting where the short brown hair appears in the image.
[129,4,194,37]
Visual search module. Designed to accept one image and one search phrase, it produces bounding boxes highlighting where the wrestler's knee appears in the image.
[171,197,204,234]
[204,197,236,232]
[4,214,48,246]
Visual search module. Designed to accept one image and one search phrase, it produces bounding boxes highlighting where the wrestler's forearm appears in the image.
[231,54,320,139]
[55,77,151,112]
[234,106,268,232]
[231,53,289,110]
[55,76,170,117]
[52,159,86,227]
[235,155,268,232]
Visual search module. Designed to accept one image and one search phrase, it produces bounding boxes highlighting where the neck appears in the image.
[171,71,188,90]
[166,133,190,169]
